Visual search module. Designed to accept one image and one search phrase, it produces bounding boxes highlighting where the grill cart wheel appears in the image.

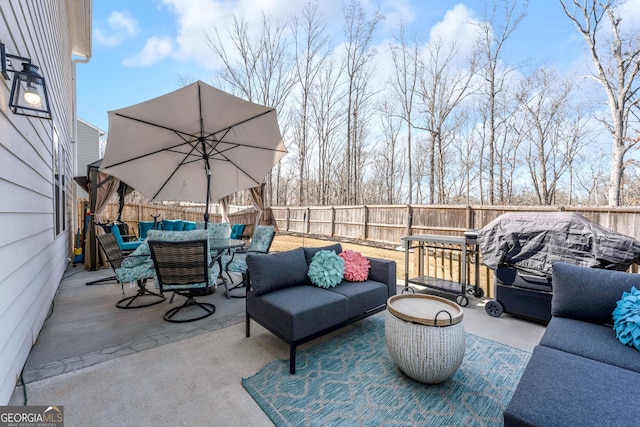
[456,295,469,307]
[485,300,504,317]
[467,287,485,298]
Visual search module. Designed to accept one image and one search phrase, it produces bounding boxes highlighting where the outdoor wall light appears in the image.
[1,43,52,120]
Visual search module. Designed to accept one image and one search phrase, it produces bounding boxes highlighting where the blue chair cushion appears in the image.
[183,221,197,231]
[246,248,308,296]
[110,224,141,251]
[230,224,246,239]
[162,219,183,231]
[138,221,155,239]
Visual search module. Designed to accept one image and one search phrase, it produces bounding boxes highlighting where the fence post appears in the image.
[285,208,290,231]
[363,205,369,240]
[331,207,336,237]
[466,205,473,230]
[305,207,311,233]
[406,205,413,237]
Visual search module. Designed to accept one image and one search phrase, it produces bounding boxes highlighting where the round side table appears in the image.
[385,294,465,384]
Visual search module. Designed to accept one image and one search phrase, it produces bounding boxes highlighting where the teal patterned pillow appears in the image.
[613,286,640,351]
[307,250,345,288]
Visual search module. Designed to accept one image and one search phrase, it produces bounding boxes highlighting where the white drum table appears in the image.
[385,294,465,384]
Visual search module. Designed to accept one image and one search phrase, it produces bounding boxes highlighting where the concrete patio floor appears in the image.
[9,263,546,426]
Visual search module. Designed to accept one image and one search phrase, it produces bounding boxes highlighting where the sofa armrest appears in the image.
[367,257,397,298]
[552,262,640,324]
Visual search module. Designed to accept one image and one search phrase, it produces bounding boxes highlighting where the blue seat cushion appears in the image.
[247,285,349,341]
[504,345,640,427]
[327,280,388,318]
[540,317,640,373]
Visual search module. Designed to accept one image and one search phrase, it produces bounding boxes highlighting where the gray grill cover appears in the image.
[476,212,640,276]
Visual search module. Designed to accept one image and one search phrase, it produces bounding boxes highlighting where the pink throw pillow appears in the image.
[338,250,370,282]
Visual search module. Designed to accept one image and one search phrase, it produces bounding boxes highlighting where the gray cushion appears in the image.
[540,317,640,373]
[246,285,349,341]
[327,280,389,318]
[246,248,308,296]
[504,345,640,427]
[552,262,640,324]
[303,244,342,266]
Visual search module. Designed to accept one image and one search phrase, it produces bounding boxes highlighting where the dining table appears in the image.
[208,238,246,297]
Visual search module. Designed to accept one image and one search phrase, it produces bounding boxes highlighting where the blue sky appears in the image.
[75,0,632,134]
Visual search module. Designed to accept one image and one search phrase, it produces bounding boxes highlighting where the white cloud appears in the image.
[123,36,174,67]
[428,4,479,56]
[94,11,139,47]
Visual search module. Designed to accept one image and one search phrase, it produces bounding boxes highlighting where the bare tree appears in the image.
[475,0,528,204]
[342,0,384,204]
[414,38,477,204]
[515,67,586,204]
[560,0,640,206]
[388,24,420,204]
[373,99,405,204]
[290,2,330,205]
[310,58,347,205]
[207,12,295,206]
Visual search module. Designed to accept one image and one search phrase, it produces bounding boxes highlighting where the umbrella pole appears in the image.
[204,159,211,230]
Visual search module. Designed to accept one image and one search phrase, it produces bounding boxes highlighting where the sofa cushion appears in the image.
[308,250,345,288]
[247,248,308,296]
[540,317,640,373]
[327,280,388,318]
[552,262,640,325]
[162,219,183,231]
[504,345,640,427]
[247,285,349,341]
[303,244,342,266]
[138,221,156,240]
[183,220,197,231]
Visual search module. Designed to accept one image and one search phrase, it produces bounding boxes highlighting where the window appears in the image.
[53,129,66,236]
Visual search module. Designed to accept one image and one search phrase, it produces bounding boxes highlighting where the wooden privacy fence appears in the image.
[271,204,640,244]
[78,201,640,298]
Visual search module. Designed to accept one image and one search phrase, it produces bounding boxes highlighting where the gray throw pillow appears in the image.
[247,248,309,296]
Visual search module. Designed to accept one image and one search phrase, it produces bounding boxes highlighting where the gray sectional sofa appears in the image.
[245,244,397,373]
[504,262,640,427]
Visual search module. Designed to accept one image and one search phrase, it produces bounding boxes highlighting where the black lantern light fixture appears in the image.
[1,43,52,120]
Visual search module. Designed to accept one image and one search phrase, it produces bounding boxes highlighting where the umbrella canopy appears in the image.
[100,80,287,224]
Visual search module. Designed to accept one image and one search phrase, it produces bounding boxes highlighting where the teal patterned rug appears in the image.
[242,315,531,426]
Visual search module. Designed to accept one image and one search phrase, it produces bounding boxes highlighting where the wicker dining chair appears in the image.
[96,233,165,309]
[148,239,217,323]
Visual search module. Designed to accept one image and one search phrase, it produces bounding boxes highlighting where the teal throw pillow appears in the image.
[612,286,640,351]
[307,250,345,289]
[183,221,197,231]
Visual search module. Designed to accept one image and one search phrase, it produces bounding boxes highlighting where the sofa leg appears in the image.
[246,313,251,337]
[290,345,296,374]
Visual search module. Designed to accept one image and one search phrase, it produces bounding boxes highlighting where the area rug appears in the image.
[242,315,531,426]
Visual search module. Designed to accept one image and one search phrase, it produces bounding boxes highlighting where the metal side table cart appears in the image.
[401,233,484,307]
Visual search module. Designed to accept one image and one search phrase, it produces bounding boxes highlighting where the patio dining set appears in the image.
[95,222,275,323]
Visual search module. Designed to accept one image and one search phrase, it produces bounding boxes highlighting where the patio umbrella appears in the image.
[100,80,287,227]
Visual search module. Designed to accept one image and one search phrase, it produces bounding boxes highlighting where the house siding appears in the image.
[0,1,86,403]
[76,119,102,198]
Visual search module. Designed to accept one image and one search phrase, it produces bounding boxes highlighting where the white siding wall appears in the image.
[0,1,77,403]
[76,120,101,198]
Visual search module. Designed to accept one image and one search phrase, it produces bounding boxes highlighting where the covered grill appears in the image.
[475,212,640,322]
